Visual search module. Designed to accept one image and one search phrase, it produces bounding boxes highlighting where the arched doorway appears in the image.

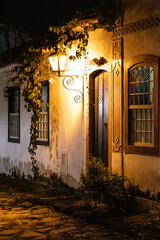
[89,70,108,166]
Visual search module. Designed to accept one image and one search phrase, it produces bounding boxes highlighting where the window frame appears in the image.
[8,86,20,143]
[124,55,159,155]
[36,81,49,146]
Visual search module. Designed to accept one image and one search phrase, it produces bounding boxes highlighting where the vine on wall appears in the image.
[7,0,122,177]
[4,0,122,178]
[11,20,90,178]
[12,47,45,178]
[10,9,121,178]
[9,4,122,177]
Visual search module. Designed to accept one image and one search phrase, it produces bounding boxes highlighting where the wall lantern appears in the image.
[48,53,67,77]
[48,53,83,103]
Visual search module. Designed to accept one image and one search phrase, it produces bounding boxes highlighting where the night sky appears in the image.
[0,0,117,37]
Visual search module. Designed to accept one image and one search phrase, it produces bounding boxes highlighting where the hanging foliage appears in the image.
[11,47,45,178]
[10,19,90,178]
[5,1,121,178]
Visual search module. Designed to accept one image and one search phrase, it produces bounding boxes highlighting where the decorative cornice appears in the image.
[112,40,122,60]
[113,14,160,38]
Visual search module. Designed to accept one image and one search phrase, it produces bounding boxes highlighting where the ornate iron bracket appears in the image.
[113,136,122,152]
[62,76,84,103]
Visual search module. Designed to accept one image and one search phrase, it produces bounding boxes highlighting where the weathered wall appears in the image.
[0,28,113,188]
[0,65,32,176]
[112,0,160,197]
[123,153,160,195]
[43,28,113,188]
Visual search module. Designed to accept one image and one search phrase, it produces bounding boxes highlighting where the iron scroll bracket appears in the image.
[62,76,84,103]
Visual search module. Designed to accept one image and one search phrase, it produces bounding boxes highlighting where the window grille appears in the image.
[37,112,48,141]
[9,113,20,139]
[36,82,49,145]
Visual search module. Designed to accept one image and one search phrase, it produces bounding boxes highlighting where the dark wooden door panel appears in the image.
[93,71,108,166]
[103,72,108,166]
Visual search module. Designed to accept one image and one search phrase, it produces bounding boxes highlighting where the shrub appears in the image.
[79,156,131,211]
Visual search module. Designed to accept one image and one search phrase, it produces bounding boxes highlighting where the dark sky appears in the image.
[0,0,117,38]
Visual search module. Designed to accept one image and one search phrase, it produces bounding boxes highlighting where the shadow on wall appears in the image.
[0,157,81,188]
[61,174,80,189]
[0,157,58,178]
[131,185,160,203]
[0,157,32,176]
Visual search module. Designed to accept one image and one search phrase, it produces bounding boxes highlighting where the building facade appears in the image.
[0,0,160,197]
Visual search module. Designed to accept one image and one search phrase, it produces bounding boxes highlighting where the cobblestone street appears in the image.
[0,174,160,240]
[0,189,135,240]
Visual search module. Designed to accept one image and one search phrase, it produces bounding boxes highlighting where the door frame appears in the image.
[87,69,112,170]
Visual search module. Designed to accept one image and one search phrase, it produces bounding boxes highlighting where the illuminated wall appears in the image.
[112,0,160,196]
[1,1,159,194]
[0,28,113,188]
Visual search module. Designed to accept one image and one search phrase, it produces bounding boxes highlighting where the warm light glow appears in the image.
[66,58,85,76]
[59,56,67,72]
[65,76,83,109]
[48,55,58,71]
[48,55,67,76]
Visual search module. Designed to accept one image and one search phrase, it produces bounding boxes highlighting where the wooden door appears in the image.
[90,71,108,166]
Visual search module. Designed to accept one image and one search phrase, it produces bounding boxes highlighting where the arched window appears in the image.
[124,55,159,155]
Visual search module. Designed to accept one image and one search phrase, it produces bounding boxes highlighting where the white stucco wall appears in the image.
[0,65,32,175]
[0,64,84,187]
[0,28,112,188]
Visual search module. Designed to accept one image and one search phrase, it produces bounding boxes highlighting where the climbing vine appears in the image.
[9,2,123,177]
[7,0,121,178]
[12,47,45,178]
[10,19,90,178]
[48,18,89,60]
[4,0,122,178]
[9,5,123,177]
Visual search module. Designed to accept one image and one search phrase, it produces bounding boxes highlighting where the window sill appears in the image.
[125,144,159,156]
[8,138,20,143]
[36,140,49,146]
[133,143,154,148]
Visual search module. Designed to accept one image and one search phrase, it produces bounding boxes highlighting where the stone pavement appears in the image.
[0,190,136,240]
